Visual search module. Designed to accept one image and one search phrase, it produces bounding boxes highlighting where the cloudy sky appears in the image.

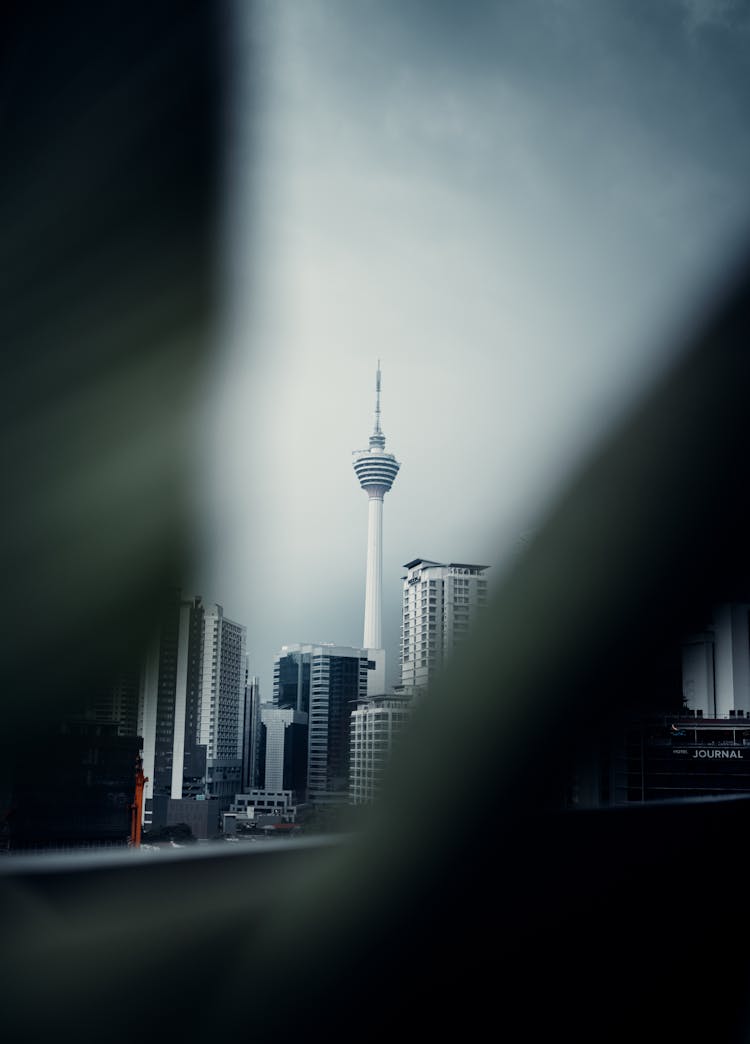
[191,0,750,697]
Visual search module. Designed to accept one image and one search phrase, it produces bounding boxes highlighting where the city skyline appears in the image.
[190,0,750,699]
[5,6,750,1039]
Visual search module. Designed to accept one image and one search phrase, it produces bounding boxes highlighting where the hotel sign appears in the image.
[673,748,745,759]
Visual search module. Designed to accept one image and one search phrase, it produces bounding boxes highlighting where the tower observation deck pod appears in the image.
[353,362,400,655]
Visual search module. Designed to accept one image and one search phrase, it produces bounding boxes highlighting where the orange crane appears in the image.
[129,755,148,847]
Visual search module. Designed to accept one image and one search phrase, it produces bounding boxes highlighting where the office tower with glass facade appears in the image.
[242,666,262,792]
[274,643,369,804]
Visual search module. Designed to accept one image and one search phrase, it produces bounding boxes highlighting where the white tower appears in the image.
[353,363,400,694]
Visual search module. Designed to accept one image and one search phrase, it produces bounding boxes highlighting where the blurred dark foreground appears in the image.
[2,5,750,1044]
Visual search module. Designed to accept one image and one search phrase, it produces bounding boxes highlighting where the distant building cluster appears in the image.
[1,366,496,850]
[136,594,247,831]
[571,602,750,809]
[13,364,750,850]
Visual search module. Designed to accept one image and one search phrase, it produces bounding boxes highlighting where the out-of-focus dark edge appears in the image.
[0,1,227,739]
[2,5,750,1044]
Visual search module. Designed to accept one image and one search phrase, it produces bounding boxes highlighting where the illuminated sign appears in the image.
[673,748,745,759]
[692,749,744,759]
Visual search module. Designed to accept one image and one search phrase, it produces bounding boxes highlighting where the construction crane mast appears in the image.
[129,755,147,847]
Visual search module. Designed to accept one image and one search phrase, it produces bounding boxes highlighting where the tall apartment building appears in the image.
[139,593,206,821]
[274,644,369,805]
[350,693,413,805]
[139,593,247,825]
[198,604,246,804]
[400,559,489,693]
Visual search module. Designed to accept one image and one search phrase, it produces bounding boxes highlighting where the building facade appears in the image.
[274,644,369,805]
[260,705,309,796]
[223,790,306,835]
[197,604,247,805]
[139,594,247,826]
[570,601,750,809]
[5,720,142,850]
[400,559,489,693]
[350,693,413,805]
[139,593,206,824]
[242,667,262,792]
[624,714,750,802]
[93,668,141,737]
[682,603,750,718]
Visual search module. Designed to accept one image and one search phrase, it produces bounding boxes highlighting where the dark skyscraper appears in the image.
[274,644,368,804]
[139,593,206,824]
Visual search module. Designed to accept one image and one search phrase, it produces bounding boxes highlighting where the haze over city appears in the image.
[189,0,750,696]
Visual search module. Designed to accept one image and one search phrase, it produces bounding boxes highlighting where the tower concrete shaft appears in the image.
[364,495,384,648]
[353,363,400,652]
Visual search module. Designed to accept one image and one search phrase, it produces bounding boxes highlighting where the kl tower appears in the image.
[353,362,400,696]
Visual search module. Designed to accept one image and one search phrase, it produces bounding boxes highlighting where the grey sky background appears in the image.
[190,0,750,699]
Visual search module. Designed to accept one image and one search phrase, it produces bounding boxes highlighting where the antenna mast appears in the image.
[374,359,382,435]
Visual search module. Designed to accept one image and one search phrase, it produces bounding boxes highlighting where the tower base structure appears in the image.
[366,648,386,697]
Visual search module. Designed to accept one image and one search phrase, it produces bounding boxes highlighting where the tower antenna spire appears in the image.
[374,360,382,436]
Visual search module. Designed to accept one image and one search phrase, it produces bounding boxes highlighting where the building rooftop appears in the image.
[402,558,489,571]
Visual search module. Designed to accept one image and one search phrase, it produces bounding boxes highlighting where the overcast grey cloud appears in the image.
[191,0,750,697]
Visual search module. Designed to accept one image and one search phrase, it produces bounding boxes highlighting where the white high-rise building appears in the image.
[198,604,247,804]
[350,693,413,805]
[353,363,400,695]
[400,559,489,693]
